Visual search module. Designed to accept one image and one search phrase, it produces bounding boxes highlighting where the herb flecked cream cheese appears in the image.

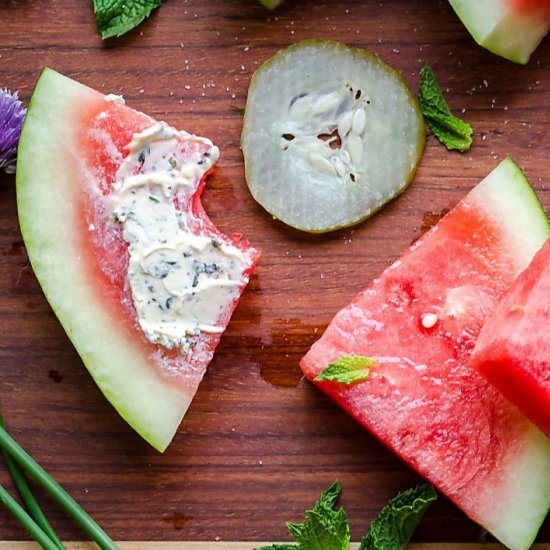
[110,122,251,353]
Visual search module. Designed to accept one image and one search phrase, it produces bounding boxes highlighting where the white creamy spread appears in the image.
[109,122,251,353]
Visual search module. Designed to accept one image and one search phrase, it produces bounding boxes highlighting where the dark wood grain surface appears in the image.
[0,0,549,544]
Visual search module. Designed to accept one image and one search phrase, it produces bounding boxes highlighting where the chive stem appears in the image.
[0,426,118,550]
[3,452,65,549]
[0,484,60,550]
[0,417,64,549]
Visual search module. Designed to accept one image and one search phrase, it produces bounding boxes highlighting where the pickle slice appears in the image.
[242,40,425,233]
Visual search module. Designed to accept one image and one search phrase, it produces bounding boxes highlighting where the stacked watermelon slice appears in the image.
[301,158,550,550]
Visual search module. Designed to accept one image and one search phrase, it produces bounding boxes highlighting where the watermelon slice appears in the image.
[448,0,550,64]
[471,237,550,438]
[301,158,550,549]
[16,68,259,452]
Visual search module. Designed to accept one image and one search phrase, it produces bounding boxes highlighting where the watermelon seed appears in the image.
[421,313,438,329]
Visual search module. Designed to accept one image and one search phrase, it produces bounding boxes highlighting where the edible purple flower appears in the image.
[0,89,26,174]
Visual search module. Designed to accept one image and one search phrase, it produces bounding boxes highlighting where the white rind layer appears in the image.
[17,68,194,452]
[469,157,550,272]
[449,0,549,64]
[497,425,550,550]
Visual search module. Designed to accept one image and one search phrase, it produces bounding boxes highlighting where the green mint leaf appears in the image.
[359,484,437,550]
[286,481,350,550]
[254,545,296,550]
[315,356,377,385]
[258,0,285,8]
[93,0,162,39]
[419,64,472,152]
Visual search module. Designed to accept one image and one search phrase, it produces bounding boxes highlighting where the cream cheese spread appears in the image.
[109,122,251,353]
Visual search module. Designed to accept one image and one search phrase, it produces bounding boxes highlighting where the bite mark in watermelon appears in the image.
[300,158,550,549]
[16,69,259,452]
[448,0,550,64]
[471,237,550,438]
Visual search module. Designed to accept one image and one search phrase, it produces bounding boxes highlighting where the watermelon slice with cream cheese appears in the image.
[471,237,550,438]
[301,158,550,549]
[448,0,550,64]
[17,68,259,452]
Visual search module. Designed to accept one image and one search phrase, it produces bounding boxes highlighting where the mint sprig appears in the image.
[419,64,472,152]
[256,482,436,550]
[315,356,378,385]
[256,481,350,550]
[360,484,437,550]
[93,0,162,39]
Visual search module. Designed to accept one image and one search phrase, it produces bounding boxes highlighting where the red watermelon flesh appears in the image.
[80,95,258,385]
[471,237,550,438]
[512,0,550,21]
[17,69,259,451]
[300,158,550,549]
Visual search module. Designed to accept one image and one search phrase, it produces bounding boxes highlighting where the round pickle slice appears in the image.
[242,40,426,233]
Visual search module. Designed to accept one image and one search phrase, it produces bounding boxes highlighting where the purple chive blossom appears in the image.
[0,89,26,174]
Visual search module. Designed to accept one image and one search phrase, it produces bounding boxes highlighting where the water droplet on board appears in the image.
[411,208,451,245]
[6,240,25,256]
[163,513,193,530]
[48,370,63,383]
[260,361,303,388]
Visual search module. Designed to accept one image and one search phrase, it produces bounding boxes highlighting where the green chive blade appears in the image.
[0,484,60,550]
[0,416,65,549]
[0,425,118,550]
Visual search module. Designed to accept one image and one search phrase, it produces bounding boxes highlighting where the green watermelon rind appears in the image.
[16,68,194,452]
[448,0,550,64]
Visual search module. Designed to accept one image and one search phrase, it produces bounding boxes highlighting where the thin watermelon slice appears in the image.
[448,0,550,64]
[16,68,259,452]
[301,158,550,549]
[471,237,550,438]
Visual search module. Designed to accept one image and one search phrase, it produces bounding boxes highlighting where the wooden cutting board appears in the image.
[2,545,549,549]
[0,0,549,545]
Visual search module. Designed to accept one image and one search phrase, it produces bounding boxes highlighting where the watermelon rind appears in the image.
[448,0,549,64]
[468,157,550,271]
[16,68,198,452]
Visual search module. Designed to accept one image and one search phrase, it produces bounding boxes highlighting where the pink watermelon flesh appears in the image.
[300,158,550,549]
[513,0,550,21]
[471,237,550,438]
[79,98,259,385]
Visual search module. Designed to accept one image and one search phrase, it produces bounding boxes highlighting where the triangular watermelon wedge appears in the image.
[449,0,550,64]
[16,69,259,452]
[301,158,550,549]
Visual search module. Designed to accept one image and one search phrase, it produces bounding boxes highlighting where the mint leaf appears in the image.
[256,481,350,550]
[359,484,437,550]
[315,356,377,385]
[258,0,285,8]
[287,481,350,550]
[93,0,162,39]
[419,64,472,152]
